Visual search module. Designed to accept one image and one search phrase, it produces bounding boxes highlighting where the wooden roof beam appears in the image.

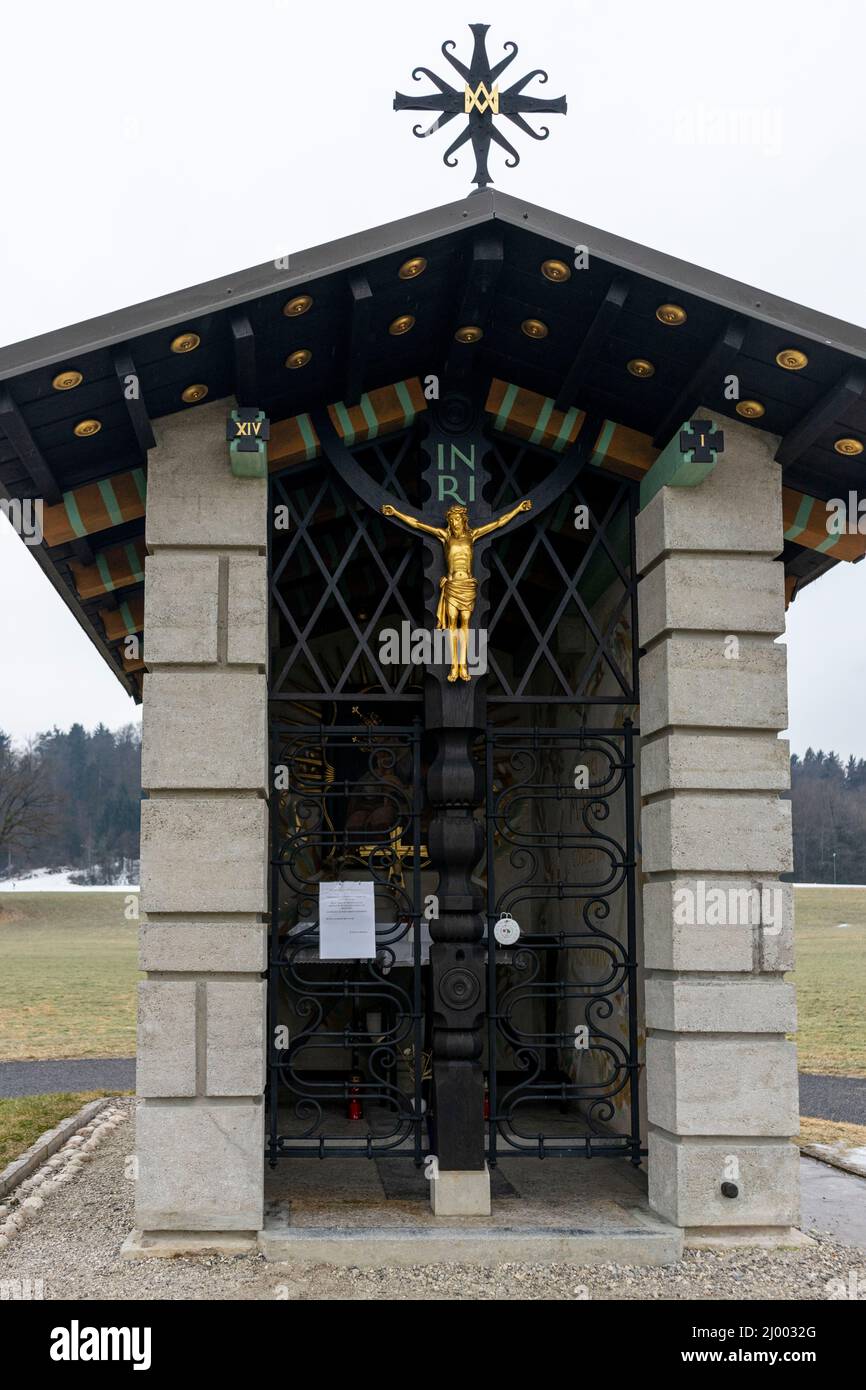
[22,377,424,552]
[0,389,62,505]
[114,351,155,453]
[0,472,137,701]
[783,484,866,560]
[268,378,427,470]
[70,538,96,567]
[775,367,866,468]
[231,312,257,407]
[344,275,373,407]
[555,276,629,412]
[67,535,146,599]
[652,317,746,448]
[100,592,144,641]
[41,465,146,547]
[444,231,503,381]
[486,377,866,563]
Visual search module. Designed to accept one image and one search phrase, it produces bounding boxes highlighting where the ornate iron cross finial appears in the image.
[393,22,567,192]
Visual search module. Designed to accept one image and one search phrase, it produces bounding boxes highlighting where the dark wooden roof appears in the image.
[2,189,864,693]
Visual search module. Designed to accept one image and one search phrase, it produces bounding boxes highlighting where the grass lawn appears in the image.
[0,893,138,1060]
[799,1115,866,1150]
[0,1091,112,1169]
[0,885,863,1078]
[791,888,866,1077]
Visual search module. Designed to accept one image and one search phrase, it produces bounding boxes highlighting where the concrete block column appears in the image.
[135,397,268,1237]
[637,410,799,1235]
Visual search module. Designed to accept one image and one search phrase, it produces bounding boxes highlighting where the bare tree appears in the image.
[0,735,52,863]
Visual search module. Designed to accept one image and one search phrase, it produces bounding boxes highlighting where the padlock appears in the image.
[493,911,520,946]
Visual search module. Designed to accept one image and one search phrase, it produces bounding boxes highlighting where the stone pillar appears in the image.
[133,397,268,1243]
[637,409,799,1236]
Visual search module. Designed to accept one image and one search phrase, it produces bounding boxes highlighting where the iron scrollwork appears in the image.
[485,725,640,1162]
[268,722,428,1162]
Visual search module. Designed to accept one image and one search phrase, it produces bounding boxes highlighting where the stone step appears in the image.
[257,1218,683,1267]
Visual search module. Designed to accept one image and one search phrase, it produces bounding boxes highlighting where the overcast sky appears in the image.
[1,0,865,753]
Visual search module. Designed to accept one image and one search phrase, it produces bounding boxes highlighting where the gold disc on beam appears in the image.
[541,259,571,283]
[834,437,864,456]
[170,332,201,354]
[735,399,765,419]
[655,304,687,326]
[627,358,655,378]
[181,384,208,404]
[775,348,808,371]
[283,295,313,317]
[53,369,83,391]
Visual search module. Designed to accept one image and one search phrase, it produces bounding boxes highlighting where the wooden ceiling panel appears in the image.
[2,189,866,698]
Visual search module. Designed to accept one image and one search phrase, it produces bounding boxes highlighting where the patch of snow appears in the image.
[795,883,866,889]
[805,1143,866,1179]
[0,867,139,893]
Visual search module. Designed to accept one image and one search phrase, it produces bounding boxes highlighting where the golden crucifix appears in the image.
[381,499,532,681]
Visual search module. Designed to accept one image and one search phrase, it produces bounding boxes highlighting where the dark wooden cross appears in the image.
[314,397,586,1170]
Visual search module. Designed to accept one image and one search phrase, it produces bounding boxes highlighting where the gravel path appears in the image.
[0,1099,864,1301]
[0,1058,135,1098]
[799,1074,866,1125]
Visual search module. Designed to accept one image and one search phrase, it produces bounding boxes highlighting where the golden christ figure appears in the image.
[381,498,532,681]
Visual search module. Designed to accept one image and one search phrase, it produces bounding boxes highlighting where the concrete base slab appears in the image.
[684,1226,815,1250]
[258,1222,682,1266]
[121,1228,258,1260]
[430,1164,491,1216]
[259,1155,683,1267]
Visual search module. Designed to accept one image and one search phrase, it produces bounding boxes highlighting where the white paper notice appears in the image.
[318,880,377,960]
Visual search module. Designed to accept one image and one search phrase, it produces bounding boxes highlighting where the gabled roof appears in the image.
[2,189,864,695]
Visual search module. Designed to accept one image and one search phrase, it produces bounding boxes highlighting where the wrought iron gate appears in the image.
[266,412,642,1165]
[268,720,426,1162]
[485,724,640,1163]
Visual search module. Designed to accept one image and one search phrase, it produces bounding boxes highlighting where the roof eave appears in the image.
[488,191,866,361]
[4,188,866,381]
[0,478,138,702]
[0,194,497,381]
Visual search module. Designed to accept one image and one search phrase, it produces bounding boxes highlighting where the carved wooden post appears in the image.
[368,392,535,1209]
[420,398,490,1181]
[425,696,487,1171]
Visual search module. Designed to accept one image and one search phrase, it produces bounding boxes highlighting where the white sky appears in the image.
[1,0,865,753]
